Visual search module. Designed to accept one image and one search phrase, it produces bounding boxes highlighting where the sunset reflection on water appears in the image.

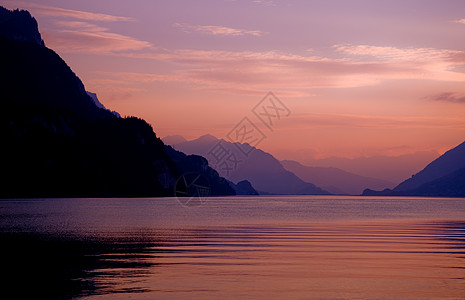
[1,197,465,299]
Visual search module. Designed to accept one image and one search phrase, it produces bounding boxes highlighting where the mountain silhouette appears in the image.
[0,6,234,198]
[394,141,465,192]
[167,135,330,195]
[281,160,394,195]
[363,140,465,197]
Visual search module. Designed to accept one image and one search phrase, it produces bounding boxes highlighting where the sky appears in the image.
[4,0,465,161]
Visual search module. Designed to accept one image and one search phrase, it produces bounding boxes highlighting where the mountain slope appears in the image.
[281,160,394,195]
[172,135,330,195]
[401,167,465,197]
[394,141,465,192]
[363,140,465,197]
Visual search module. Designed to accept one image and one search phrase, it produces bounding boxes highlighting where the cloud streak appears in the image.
[43,20,151,54]
[252,0,276,6]
[9,2,150,54]
[174,23,262,36]
[428,92,465,103]
[335,44,463,62]
[18,2,134,22]
[20,2,464,94]
[115,44,465,95]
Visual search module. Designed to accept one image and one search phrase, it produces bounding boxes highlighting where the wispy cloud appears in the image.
[173,23,262,36]
[43,21,152,54]
[118,44,465,95]
[15,2,134,22]
[427,92,465,103]
[100,72,184,83]
[252,0,276,6]
[120,49,375,92]
[5,2,151,54]
[54,20,107,31]
[455,19,465,24]
[20,2,465,95]
[335,44,463,62]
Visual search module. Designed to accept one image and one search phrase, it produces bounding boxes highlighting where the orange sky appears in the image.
[5,0,465,160]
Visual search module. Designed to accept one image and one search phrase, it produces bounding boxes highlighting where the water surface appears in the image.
[1,196,465,299]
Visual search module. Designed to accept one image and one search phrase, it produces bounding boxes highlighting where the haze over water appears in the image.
[1,196,465,299]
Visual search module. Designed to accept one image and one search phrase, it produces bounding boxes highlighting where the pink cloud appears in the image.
[43,21,152,54]
[252,0,276,6]
[16,2,134,22]
[173,23,262,36]
[9,2,150,55]
[118,45,465,94]
[103,72,185,83]
[334,44,463,62]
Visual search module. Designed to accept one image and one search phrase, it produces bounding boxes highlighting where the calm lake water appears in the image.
[1,196,465,299]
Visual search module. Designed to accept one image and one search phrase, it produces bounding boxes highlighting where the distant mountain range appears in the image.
[166,134,330,195]
[165,135,397,195]
[363,141,465,197]
[281,160,394,195]
[0,6,234,198]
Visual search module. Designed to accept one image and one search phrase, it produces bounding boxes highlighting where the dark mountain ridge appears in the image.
[394,141,465,192]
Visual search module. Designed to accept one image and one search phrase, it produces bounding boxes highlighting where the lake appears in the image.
[1,196,465,299]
